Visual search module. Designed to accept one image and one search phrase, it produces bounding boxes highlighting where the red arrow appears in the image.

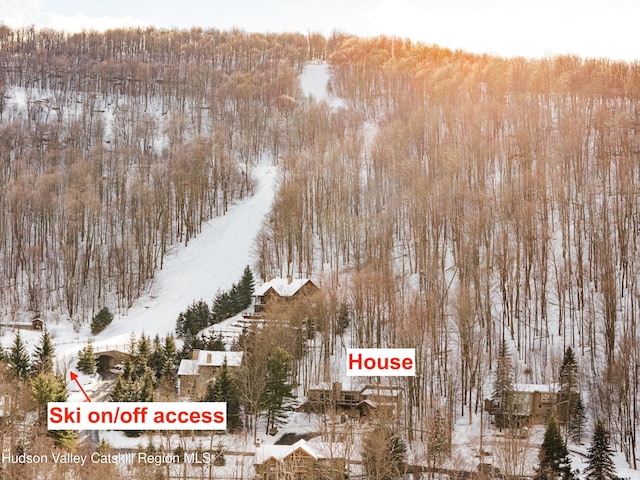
[70,371,92,402]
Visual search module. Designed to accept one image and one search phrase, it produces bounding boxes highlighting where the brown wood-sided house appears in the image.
[254,439,346,480]
[249,278,319,316]
[485,383,559,427]
[31,318,44,330]
[305,382,402,419]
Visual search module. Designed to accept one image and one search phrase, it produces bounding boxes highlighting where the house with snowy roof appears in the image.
[249,277,319,316]
[177,349,243,397]
[485,383,559,427]
[254,439,346,480]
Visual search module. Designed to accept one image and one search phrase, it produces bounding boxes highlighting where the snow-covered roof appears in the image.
[513,383,557,393]
[306,439,351,460]
[177,359,200,376]
[357,399,378,408]
[255,439,319,464]
[254,278,316,297]
[195,350,244,368]
[179,351,244,376]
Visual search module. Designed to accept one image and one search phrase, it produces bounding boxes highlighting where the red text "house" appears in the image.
[347,348,415,376]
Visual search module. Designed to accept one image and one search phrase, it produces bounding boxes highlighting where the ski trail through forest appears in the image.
[58,62,336,358]
[58,162,277,357]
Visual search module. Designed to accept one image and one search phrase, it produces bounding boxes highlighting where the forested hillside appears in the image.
[1,26,640,473]
[254,36,640,465]
[0,27,320,322]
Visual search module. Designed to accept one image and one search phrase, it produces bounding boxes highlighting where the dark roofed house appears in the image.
[32,318,44,330]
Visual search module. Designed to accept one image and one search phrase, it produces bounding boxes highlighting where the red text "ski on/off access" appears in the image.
[347,348,415,376]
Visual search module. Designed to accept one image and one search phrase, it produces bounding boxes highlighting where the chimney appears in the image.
[287,275,293,284]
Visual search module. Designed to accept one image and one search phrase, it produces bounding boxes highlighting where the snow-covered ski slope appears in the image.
[54,162,276,357]
[54,62,336,357]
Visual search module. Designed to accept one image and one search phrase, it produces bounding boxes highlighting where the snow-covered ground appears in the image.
[73,161,276,354]
[299,62,346,110]
[1,63,334,383]
[0,161,276,372]
[12,60,636,478]
[3,65,345,363]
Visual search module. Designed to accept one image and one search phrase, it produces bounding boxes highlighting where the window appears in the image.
[514,402,529,415]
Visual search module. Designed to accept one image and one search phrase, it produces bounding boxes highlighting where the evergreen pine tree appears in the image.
[492,340,514,427]
[31,372,67,420]
[51,429,78,450]
[264,347,296,432]
[559,347,578,389]
[133,333,152,378]
[111,372,140,403]
[228,283,243,314]
[110,375,132,402]
[31,372,77,449]
[162,335,179,384]
[535,415,574,480]
[136,333,151,359]
[112,337,138,402]
[211,290,233,323]
[176,300,211,336]
[139,368,155,402]
[176,311,188,337]
[77,341,97,376]
[8,330,31,379]
[559,347,580,433]
[91,307,114,335]
[204,333,225,351]
[163,335,178,365]
[584,421,618,480]
[148,335,166,382]
[337,302,350,333]
[201,359,242,431]
[210,268,255,323]
[570,395,586,443]
[121,344,136,380]
[237,265,255,310]
[33,330,55,374]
